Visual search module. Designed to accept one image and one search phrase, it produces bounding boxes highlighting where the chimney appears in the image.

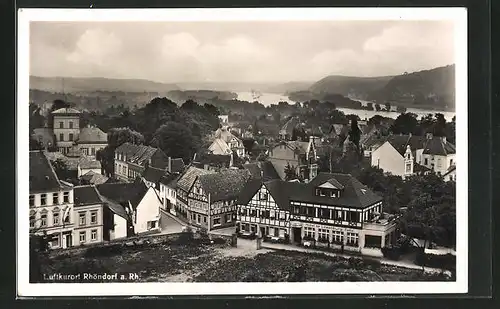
[168,157,172,173]
[426,132,433,140]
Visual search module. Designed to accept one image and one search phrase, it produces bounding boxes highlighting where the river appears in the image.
[236,91,456,122]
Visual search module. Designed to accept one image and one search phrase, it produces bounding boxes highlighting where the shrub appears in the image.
[362,257,382,270]
[381,246,402,261]
[83,244,124,258]
[415,252,456,271]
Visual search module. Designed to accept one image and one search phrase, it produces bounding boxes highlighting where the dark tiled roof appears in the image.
[77,127,108,144]
[288,173,382,209]
[142,166,167,184]
[414,162,432,173]
[422,138,456,156]
[386,135,426,156]
[236,178,262,205]
[96,180,148,210]
[159,172,181,188]
[74,186,102,206]
[115,142,164,166]
[198,169,252,202]
[169,158,185,173]
[280,117,299,135]
[264,179,297,210]
[29,151,62,193]
[243,161,280,181]
[194,153,231,168]
[176,166,216,192]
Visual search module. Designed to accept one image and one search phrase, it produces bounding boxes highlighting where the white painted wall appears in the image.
[371,142,405,176]
[112,214,127,239]
[78,167,101,177]
[134,187,162,234]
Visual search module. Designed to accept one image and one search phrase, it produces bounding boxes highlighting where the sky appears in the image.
[29,20,455,84]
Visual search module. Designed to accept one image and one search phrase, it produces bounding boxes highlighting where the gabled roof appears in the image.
[243,161,280,181]
[194,153,231,168]
[197,169,252,202]
[386,135,426,156]
[115,142,165,166]
[214,127,241,144]
[422,137,456,156]
[288,173,382,209]
[77,127,108,144]
[236,178,298,211]
[44,151,79,170]
[280,117,299,135]
[208,138,232,155]
[80,170,109,185]
[51,107,81,114]
[78,155,101,170]
[29,151,63,193]
[96,180,148,210]
[142,166,167,184]
[74,185,102,206]
[176,166,216,192]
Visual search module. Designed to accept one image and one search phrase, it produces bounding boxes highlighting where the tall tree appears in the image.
[151,122,198,163]
[348,117,361,151]
[390,113,420,135]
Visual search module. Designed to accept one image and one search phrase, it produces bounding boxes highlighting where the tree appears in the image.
[242,138,256,154]
[151,122,198,163]
[390,113,420,135]
[107,127,144,148]
[348,116,361,151]
[284,162,298,181]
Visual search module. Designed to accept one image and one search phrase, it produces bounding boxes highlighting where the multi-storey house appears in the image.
[76,125,108,157]
[236,173,399,257]
[73,185,104,246]
[114,142,169,182]
[159,173,181,215]
[268,137,319,182]
[175,166,216,219]
[187,169,251,230]
[97,180,162,240]
[371,133,455,177]
[29,151,75,249]
[52,108,81,155]
[209,127,246,157]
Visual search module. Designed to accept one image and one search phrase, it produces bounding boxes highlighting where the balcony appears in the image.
[363,213,398,232]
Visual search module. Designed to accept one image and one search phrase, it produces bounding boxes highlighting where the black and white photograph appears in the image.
[17,7,468,296]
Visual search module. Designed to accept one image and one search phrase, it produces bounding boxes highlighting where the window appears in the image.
[91,230,97,241]
[63,192,69,203]
[69,133,74,141]
[319,208,330,219]
[269,210,275,219]
[40,212,47,227]
[203,216,207,223]
[333,210,343,221]
[225,214,232,223]
[69,121,73,129]
[90,211,98,224]
[405,163,412,173]
[29,195,34,207]
[59,133,64,141]
[147,221,157,230]
[29,211,35,228]
[59,122,63,129]
[197,214,201,224]
[318,228,329,242]
[332,230,344,244]
[437,158,442,168]
[304,227,315,240]
[346,232,359,246]
[52,193,59,205]
[91,148,96,156]
[49,234,60,248]
[213,217,221,226]
[79,231,86,243]
[53,210,60,225]
[64,210,70,223]
[424,158,428,165]
[292,205,300,214]
[79,212,86,226]
[40,194,47,206]
[450,159,453,166]
[279,211,286,220]
[259,191,268,200]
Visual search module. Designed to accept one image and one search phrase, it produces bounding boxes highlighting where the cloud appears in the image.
[66,29,122,67]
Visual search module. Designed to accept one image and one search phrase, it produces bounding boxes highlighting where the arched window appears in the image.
[52,207,60,225]
[40,209,48,227]
[29,210,36,228]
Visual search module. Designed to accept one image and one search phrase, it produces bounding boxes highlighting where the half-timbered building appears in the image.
[236,172,399,257]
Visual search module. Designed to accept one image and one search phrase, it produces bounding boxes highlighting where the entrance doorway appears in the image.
[292,227,302,244]
[65,233,72,248]
[260,227,266,238]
